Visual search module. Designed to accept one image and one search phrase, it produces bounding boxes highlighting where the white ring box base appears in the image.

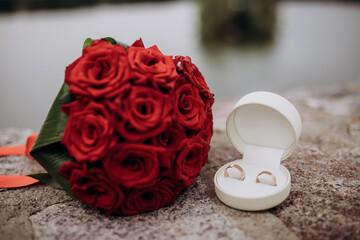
[214,92,302,211]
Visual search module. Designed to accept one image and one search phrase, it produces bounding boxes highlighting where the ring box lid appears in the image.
[226,91,302,161]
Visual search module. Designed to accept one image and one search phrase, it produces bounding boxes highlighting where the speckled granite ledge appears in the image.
[1,81,360,240]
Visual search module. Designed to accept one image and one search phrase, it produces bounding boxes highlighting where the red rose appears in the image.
[174,56,213,103]
[197,130,211,167]
[199,111,214,144]
[174,137,208,186]
[103,143,159,188]
[150,124,187,176]
[109,83,173,141]
[121,178,184,215]
[131,38,145,48]
[151,125,186,149]
[65,39,130,99]
[173,77,206,131]
[59,162,124,214]
[61,100,116,163]
[127,41,179,92]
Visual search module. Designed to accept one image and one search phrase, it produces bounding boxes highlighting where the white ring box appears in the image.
[214,91,302,211]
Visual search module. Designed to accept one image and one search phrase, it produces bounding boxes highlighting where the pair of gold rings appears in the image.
[224,164,277,186]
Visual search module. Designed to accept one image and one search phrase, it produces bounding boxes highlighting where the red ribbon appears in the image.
[0,133,40,188]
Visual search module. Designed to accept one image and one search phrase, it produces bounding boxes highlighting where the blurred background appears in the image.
[0,0,360,130]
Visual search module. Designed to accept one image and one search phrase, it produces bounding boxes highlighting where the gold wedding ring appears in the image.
[224,164,245,181]
[256,171,277,186]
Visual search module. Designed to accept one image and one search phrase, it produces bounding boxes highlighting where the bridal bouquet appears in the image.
[30,37,214,215]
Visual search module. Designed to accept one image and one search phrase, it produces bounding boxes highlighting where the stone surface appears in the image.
[1,81,360,240]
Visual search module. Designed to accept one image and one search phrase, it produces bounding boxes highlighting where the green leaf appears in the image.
[103,37,129,49]
[32,83,69,148]
[104,37,117,45]
[83,38,93,50]
[28,173,63,189]
[60,91,76,106]
[84,37,128,50]
[30,83,74,198]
